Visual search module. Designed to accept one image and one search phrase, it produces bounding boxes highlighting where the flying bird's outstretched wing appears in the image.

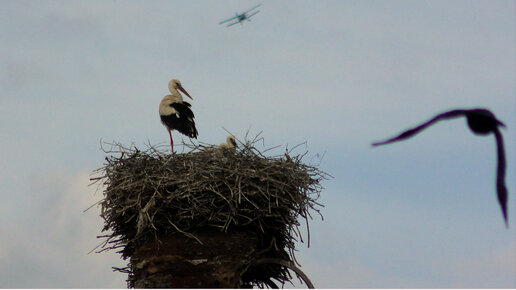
[371,109,468,146]
[494,128,508,227]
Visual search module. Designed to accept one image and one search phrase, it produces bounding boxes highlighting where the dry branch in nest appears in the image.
[91,134,329,288]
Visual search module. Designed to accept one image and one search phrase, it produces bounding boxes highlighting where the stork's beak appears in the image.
[178,86,193,100]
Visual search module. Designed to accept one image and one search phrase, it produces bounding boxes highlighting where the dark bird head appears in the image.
[465,109,505,135]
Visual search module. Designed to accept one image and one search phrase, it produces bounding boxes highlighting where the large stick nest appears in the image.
[91,134,329,288]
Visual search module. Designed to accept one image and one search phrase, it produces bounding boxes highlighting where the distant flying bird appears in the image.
[372,108,508,227]
[219,135,237,153]
[159,79,198,153]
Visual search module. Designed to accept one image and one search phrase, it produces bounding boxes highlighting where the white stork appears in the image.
[159,79,198,152]
[219,135,237,153]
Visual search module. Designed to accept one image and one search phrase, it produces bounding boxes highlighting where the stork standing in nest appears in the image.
[159,79,198,153]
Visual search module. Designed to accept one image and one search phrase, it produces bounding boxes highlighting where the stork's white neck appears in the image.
[166,79,186,103]
[167,87,183,102]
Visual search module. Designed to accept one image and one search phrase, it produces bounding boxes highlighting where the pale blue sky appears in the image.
[0,0,514,288]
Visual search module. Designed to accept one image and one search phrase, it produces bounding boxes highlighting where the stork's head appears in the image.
[168,79,193,100]
[227,135,237,148]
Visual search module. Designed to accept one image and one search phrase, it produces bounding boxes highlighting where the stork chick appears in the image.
[219,135,237,153]
[159,79,198,153]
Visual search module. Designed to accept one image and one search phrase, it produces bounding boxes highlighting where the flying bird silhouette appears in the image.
[372,108,508,227]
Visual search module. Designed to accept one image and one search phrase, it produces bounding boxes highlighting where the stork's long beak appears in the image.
[178,86,193,100]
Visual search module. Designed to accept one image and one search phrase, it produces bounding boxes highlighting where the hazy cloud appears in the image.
[0,171,126,288]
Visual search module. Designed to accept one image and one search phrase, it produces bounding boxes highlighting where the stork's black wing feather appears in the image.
[160,101,198,139]
[173,101,195,119]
